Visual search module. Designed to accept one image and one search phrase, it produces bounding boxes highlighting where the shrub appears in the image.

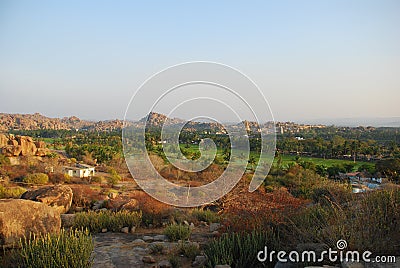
[90,176,104,183]
[48,173,71,184]
[176,242,200,260]
[205,231,280,268]
[72,210,142,233]
[22,173,49,185]
[108,168,121,186]
[164,224,191,242]
[0,185,26,198]
[191,209,220,223]
[17,229,93,268]
[287,188,400,256]
[149,243,165,254]
[168,255,181,268]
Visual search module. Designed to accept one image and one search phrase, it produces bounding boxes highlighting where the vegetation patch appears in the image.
[22,173,49,185]
[163,224,191,242]
[17,229,93,268]
[72,210,142,233]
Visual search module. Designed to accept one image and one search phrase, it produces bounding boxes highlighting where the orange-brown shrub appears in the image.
[222,186,308,232]
[131,191,173,226]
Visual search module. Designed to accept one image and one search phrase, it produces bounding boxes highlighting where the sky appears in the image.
[0,0,399,122]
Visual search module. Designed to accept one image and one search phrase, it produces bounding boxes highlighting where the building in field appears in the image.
[63,163,95,178]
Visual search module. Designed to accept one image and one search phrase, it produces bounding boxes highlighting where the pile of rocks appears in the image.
[0,134,50,157]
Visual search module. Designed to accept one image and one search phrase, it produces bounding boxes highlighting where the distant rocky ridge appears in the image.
[0,113,129,132]
[0,112,326,134]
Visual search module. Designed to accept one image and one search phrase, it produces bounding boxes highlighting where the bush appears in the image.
[17,229,93,268]
[91,176,104,183]
[176,242,200,260]
[191,209,220,223]
[22,173,49,184]
[287,188,400,256]
[205,231,280,268]
[48,173,71,184]
[168,255,181,268]
[164,224,191,242]
[72,210,142,233]
[149,243,165,254]
[0,185,26,198]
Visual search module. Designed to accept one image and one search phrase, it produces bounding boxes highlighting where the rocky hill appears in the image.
[0,113,129,132]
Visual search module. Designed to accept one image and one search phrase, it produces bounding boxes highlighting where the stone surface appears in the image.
[215,265,231,268]
[130,226,136,233]
[0,134,8,147]
[60,213,76,228]
[16,135,37,156]
[159,259,172,268]
[1,145,22,157]
[274,261,298,268]
[108,192,118,199]
[341,261,365,268]
[143,235,154,242]
[0,199,60,246]
[142,255,156,263]
[21,185,73,214]
[119,198,140,211]
[101,228,108,233]
[121,227,129,234]
[209,223,221,232]
[192,255,207,267]
[153,234,168,241]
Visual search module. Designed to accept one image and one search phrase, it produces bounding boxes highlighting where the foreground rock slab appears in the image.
[0,199,60,246]
[21,185,73,214]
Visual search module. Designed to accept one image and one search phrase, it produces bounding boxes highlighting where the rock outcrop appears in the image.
[0,199,61,246]
[119,199,140,211]
[0,134,50,157]
[0,134,8,147]
[21,185,73,214]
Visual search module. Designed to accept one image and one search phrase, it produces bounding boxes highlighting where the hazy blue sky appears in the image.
[0,0,399,122]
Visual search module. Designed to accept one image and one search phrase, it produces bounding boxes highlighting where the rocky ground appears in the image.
[92,227,213,268]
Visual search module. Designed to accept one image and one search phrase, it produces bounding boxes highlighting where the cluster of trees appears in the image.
[277,127,400,159]
[64,131,122,164]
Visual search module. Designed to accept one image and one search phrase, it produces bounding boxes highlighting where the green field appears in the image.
[175,144,374,171]
[273,154,373,170]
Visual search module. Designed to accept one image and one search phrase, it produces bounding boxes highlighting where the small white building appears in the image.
[64,163,95,178]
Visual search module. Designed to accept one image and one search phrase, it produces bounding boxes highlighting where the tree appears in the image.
[376,159,400,183]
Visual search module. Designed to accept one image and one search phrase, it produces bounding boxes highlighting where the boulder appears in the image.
[16,136,37,156]
[119,199,139,211]
[7,139,18,146]
[1,145,22,157]
[192,255,207,267]
[0,134,8,147]
[142,255,156,263]
[209,223,221,232]
[36,148,50,157]
[0,199,60,246]
[21,185,73,214]
[159,260,172,268]
[35,141,46,149]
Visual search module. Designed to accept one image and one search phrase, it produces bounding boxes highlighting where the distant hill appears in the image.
[299,117,400,127]
[0,113,128,132]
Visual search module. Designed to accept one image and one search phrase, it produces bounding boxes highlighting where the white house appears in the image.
[64,163,95,178]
